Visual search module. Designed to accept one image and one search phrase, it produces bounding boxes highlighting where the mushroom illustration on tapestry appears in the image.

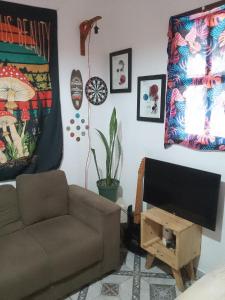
[0,66,35,111]
[0,111,16,145]
[20,109,30,156]
[0,111,26,158]
[0,66,35,158]
[21,109,30,133]
[0,140,7,163]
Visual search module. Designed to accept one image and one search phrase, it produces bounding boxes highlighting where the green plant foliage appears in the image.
[5,143,18,160]
[16,121,23,137]
[22,133,37,156]
[29,137,37,156]
[91,148,101,181]
[91,108,122,186]
[114,137,122,180]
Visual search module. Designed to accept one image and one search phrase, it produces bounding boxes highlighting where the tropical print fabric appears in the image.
[165,5,225,151]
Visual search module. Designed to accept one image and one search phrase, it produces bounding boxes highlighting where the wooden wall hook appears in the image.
[79,16,102,56]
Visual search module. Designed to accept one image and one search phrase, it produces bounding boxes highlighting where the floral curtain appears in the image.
[165,4,225,150]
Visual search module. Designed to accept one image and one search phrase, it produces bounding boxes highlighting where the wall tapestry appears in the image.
[165,4,225,151]
[0,1,62,181]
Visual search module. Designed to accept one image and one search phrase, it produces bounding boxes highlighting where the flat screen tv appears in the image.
[143,158,221,231]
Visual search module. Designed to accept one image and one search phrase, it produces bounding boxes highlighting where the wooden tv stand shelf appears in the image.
[141,207,202,291]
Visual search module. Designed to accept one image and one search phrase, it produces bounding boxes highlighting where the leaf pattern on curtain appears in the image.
[165,4,225,151]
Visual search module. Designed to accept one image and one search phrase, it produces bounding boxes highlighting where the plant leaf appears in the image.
[114,137,122,180]
[109,108,118,182]
[91,148,101,180]
[109,108,117,147]
[96,129,111,184]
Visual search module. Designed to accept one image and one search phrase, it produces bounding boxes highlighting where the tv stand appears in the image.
[141,207,202,291]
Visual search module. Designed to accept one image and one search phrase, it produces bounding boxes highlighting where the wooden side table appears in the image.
[141,207,202,291]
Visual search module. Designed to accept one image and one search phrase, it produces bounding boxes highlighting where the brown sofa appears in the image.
[0,170,121,300]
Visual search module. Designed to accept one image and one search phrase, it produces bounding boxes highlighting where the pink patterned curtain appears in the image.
[165,4,225,151]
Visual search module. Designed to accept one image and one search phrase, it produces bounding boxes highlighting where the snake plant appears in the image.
[91,108,122,186]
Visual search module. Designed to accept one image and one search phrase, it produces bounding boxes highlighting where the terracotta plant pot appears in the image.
[97,179,120,202]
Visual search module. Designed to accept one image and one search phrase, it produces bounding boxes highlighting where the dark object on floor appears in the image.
[124,205,147,256]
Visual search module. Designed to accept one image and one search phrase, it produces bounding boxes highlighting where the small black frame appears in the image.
[137,74,166,123]
[110,48,132,93]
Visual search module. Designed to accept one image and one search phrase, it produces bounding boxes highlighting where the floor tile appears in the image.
[119,277,133,298]
[70,294,79,300]
[68,251,193,300]
[123,251,135,270]
[150,283,176,300]
[101,274,131,285]
[86,282,102,300]
[101,283,119,296]
[143,276,176,286]
[92,296,120,300]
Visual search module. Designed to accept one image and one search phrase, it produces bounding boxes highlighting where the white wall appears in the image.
[4,0,225,274]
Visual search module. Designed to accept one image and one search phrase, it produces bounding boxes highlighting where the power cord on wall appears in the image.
[84,30,92,189]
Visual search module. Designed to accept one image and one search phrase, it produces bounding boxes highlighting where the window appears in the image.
[165,4,225,151]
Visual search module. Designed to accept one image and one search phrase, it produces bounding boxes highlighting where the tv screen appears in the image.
[143,158,221,231]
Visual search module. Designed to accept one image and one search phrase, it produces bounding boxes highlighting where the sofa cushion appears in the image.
[25,215,103,283]
[0,185,23,236]
[0,230,50,300]
[16,170,69,225]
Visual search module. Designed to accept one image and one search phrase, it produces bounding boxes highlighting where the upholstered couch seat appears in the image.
[25,215,103,283]
[0,229,51,300]
[0,170,121,300]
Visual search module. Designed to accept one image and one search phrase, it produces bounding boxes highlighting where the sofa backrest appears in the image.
[16,170,69,225]
[0,185,23,236]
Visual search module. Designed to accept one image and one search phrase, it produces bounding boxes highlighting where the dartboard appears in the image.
[85,76,108,105]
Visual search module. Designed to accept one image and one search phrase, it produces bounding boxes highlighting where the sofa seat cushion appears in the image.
[25,215,103,283]
[0,230,50,300]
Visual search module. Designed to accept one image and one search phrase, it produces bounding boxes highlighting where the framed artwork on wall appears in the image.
[110,48,132,93]
[137,74,166,123]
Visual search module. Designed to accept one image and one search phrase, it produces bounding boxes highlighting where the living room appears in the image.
[1,0,225,299]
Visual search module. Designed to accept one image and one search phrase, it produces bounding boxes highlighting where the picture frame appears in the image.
[137,74,166,123]
[110,48,132,93]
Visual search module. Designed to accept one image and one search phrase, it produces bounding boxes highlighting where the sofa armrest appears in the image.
[68,184,121,273]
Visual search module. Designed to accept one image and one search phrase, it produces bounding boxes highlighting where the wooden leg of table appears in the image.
[171,268,184,292]
[145,253,155,269]
[185,261,195,281]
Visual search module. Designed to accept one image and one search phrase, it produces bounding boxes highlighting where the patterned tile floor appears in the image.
[65,251,193,300]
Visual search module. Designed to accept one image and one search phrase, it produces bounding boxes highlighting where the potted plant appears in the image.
[91,107,122,202]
